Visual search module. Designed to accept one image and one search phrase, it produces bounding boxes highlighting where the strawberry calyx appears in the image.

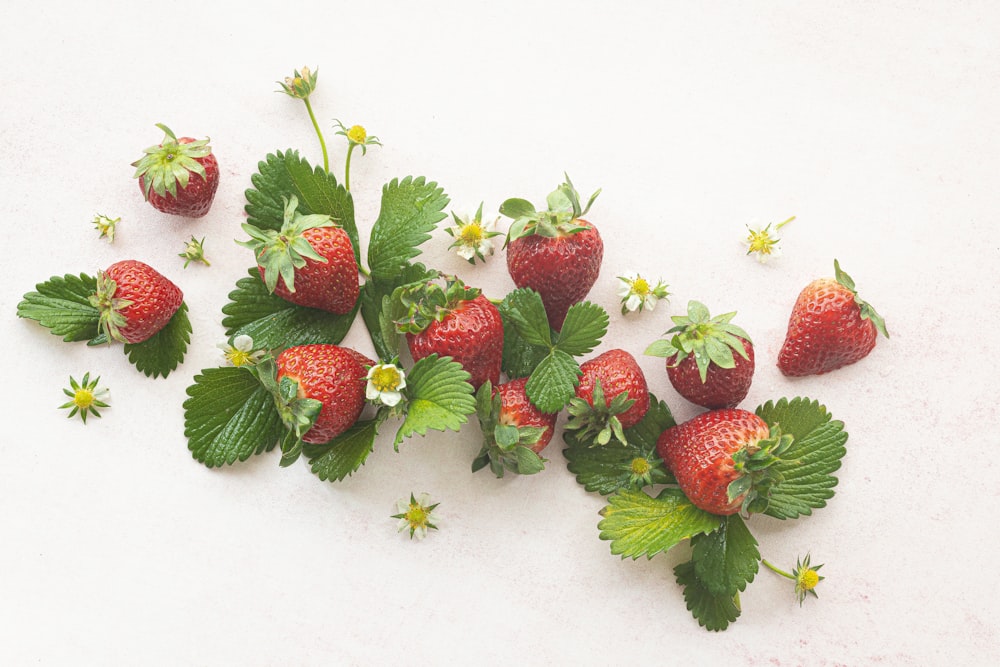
[564,377,636,446]
[131,123,213,200]
[727,425,795,515]
[394,275,481,335]
[248,356,321,467]
[500,173,600,245]
[88,270,134,343]
[833,259,889,339]
[472,381,548,477]
[238,195,337,294]
[645,300,752,383]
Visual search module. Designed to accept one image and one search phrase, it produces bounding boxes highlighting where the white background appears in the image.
[2,1,998,665]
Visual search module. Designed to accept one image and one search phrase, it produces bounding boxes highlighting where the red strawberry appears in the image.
[132,123,219,218]
[501,175,604,330]
[778,260,889,376]
[473,377,558,476]
[648,301,754,409]
[239,195,360,315]
[566,348,650,446]
[656,408,791,516]
[275,344,372,444]
[89,260,183,344]
[400,277,503,389]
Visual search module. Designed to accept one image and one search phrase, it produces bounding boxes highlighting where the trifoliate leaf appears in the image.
[598,488,722,559]
[221,269,357,350]
[755,397,848,520]
[692,515,759,596]
[564,395,676,494]
[498,295,550,379]
[183,366,283,467]
[501,288,552,348]
[123,302,191,378]
[674,559,741,632]
[368,176,449,280]
[394,354,476,448]
[303,418,379,482]
[16,273,101,342]
[244,149,359,262]
[524,349,580,413]
[555,301,609,357]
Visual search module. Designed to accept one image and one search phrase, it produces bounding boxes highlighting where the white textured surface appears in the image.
[2,1,999,665]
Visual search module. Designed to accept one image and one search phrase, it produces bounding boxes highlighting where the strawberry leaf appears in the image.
[303,418,379,482]
[502,288,552,348]
[564,395,676,494]
[394,354,476,449]
[498,293,551,379]
[244,149,359,263]
[555,301,609,357]
[692,514,759,596]
[368,176,449,280]
[598,488,722,559]
[524,349,580,413]
[123,302,191,378]
[755,397,848,520]
[674,559,741,632]
[222,269,357,350]
[183,366,283,467]
[16,273,101,342]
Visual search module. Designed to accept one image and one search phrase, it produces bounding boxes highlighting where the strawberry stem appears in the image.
[303,98,329,173]
[344,142,355,191]
[761,559,793,580]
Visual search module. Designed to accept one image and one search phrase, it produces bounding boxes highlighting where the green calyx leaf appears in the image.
[726,426,795,516]
[131,123,211,199]
[657,300,752,382]
[500,173,600,245]
[393,354,476,450]
[564,377,635,447]
[16,273,101,342]
[471,381,549,477]
[393,275,481,335]
[89,270,133,344]
[833,259,889,339]
[250,357,321,467]
[238,194,337,294]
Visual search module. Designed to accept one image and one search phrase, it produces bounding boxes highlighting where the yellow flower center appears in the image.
[74,388,95,410]
[630,457,651,476]
[747,228,776,254]
[459,222,484,244]
[227,349,254,367]
[405,504,428,530]
[371,366,402,392]
[631,277,650,296]
[798,569,820,591]
[347,125,367,144]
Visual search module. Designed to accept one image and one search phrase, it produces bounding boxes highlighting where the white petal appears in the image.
[396,499,410,513]
[412,524,428,540]
[626,294,642,311]
[644,294,658,310]
[456,245,476,260]
[216,342,233,353]
[397,518,410,532]
[380,391,402,407]
[415,493,433,506]
[366,383,380,400]
[233,335,254,352]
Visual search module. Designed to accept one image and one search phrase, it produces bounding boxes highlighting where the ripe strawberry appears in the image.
[239,195,360,315]
[647,301,754,409]
[132,123,219,218]
[656,408,792,516]
[566,348,650,446]
[778,259,889,376]
[473,377,558,477]
[275,344,372,444]
[89,260,183,344]
[501,175,604,330]
[398,277,503,389]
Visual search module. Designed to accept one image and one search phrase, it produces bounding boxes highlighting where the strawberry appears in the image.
[778,259,889,376]
[656,408,792,516]
[566,348,650,446]
[398,276,503,390]
[132,123,219,218]
[275,344,372,444]
[647,301,754,409]
[501,175,604,330]
[473,377,557,476]
[239,195,360,315]
[89,260,183,344]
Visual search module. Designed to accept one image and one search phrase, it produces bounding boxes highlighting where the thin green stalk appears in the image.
[303,98,329,172]
[761,559,793,579]
[344,143,356,191]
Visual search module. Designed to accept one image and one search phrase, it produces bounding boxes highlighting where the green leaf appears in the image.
[755,397,849,520]
[513,446,547,475]
[674,559,741,632]
[499,197,536,219]
[368,176,449,280]
[524,349,580,413]
[123,302,191,378]
[303,419,379,482]
[498,295,551,379]
[643,339,675,358]
[221,269,357,350]
[358,263,437,362]
[183,366,283,467]
[598,488,722,559]
[244,149,359,263]
[564,395,676,494]
[692,515,760,596]
[394,354,476,448]
[502,288,552,348]
[554,301,608,357]
[16,273,101,342]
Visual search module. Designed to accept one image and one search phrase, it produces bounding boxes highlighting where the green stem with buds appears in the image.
[303,98,329,173]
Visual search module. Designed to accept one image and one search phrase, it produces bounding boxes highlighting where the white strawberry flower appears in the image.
[366,363,407,407]
[744,216,795,263]
[617,272,670,314]
[218,335,265,367]
[392,492,440,540]
[445,204,501,264]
